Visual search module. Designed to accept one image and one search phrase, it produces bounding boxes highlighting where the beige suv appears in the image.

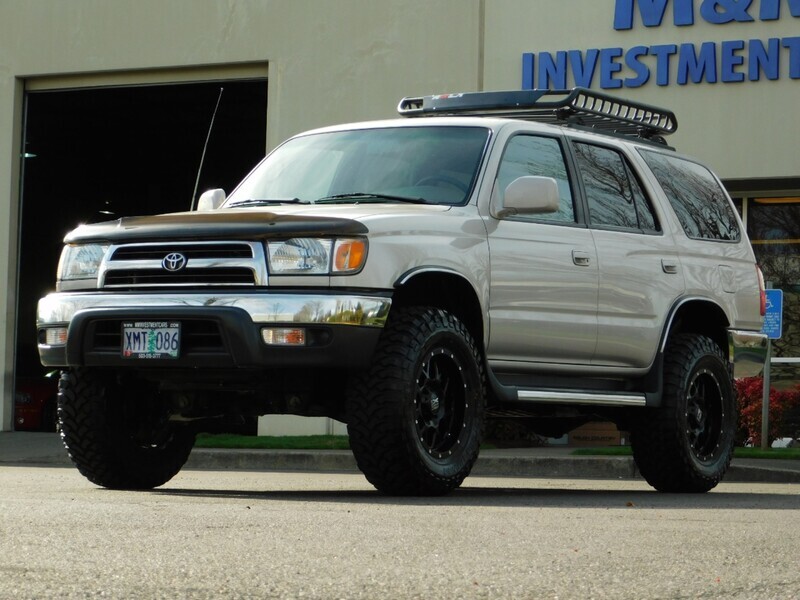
[37,88,767,495]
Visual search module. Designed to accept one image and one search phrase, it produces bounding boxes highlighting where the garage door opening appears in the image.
[14,79,267,431]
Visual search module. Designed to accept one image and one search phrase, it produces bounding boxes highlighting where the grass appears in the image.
[195,433,498,451]
[571,446,800,460]
[195,434,351,450]
[195,434,799,459]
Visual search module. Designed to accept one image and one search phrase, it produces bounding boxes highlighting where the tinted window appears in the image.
[497,135,575,223]
[574,142,657,230]
[640,150,740,241]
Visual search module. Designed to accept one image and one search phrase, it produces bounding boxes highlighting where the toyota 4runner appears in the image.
[37,88,768,495]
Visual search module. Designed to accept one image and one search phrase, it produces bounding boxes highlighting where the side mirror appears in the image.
[197,188,226,211]
[496,176,560,218]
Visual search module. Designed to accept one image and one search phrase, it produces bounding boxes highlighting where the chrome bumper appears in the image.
[37,291,392,328]
[729,329,768,379]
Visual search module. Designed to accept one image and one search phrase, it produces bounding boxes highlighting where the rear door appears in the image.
[568,139,685,369]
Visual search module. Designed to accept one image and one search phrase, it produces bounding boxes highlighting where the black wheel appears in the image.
[631,334,736,493]
[347,307,485,496]
[58,368,195,490]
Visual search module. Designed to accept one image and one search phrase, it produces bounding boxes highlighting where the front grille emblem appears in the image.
[162,252,187,272]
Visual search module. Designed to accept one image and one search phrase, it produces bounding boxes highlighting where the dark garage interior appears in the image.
[14,79,268,430]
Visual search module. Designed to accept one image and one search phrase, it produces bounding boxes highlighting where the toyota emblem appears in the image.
[162,252,187,272]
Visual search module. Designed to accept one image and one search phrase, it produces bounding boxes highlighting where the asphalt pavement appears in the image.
[1,431,799,484]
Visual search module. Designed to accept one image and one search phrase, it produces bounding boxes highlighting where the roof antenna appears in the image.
[190,87,224,211]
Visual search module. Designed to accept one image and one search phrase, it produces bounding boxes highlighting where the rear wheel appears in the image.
[58,368,195,489]
[347,307,485,496]
[631,334,735,493]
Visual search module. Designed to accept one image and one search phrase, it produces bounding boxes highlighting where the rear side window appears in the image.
[639,150,740,241]
[573,142,659,232]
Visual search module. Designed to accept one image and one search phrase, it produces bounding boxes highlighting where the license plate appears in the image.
[121,321,180,359]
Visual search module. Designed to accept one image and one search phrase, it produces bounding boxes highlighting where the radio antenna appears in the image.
[190,87,224,210]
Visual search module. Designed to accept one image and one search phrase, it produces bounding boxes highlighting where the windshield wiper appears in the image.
[228,198,309,208]
[315,193,428,205]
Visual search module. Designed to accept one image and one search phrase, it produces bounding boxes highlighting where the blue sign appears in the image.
[762,289,783,339]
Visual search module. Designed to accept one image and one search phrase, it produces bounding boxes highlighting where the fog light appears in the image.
[45,327,68,346]
[261,327,306,346]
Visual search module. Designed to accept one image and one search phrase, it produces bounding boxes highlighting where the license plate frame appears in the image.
[121,321,181,359]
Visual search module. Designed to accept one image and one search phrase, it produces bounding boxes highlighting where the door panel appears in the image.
[487,222,598,364]
[592,229,684,367]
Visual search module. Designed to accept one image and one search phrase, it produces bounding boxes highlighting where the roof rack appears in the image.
[397,87,678,144]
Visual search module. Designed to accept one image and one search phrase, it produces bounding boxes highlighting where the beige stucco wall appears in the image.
[0,0,798,430]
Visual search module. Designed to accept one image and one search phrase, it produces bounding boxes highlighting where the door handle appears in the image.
[572,250,591,267]
[661,259,679,274]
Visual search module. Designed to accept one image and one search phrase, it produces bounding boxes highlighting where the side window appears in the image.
[497,135,575,223]
[639,149,741,241]
[573,142,660,232]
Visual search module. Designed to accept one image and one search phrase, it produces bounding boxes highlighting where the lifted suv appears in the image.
[38,88,767,495]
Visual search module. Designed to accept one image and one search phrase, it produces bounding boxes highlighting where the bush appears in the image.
[735,377,800,446]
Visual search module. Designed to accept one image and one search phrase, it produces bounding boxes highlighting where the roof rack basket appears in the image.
[397,87,677,143]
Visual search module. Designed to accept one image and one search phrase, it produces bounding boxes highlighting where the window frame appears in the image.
[637,147,742,243]
[567,139,663,236]
[492,131,586,227]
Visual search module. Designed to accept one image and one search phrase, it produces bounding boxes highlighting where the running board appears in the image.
[516,389,647,407]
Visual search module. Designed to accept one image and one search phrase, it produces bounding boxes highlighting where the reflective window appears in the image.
[496,135,575,223]
[640,150,740,241]
[226,126,490,206]
[574,142,659,232]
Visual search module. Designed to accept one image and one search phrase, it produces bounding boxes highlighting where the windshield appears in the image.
[225,126,490,207]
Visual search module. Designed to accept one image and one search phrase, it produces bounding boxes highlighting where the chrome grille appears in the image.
[100,241,267,288]
[111,243,253,261]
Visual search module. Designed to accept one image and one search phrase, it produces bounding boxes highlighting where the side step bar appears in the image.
[516,389,647,407]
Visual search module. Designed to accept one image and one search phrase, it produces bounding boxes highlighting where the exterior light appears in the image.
[261,327,306,346]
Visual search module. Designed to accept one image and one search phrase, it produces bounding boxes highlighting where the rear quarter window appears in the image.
[639,149,740,242]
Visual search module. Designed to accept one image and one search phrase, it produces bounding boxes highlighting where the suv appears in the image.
[37,88,767,495]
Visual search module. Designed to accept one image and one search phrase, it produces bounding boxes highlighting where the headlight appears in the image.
[267,238,367,275]
[58,244,109,281]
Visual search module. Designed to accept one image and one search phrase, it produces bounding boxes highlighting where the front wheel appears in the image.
[631,334,736,493]
[58,368,195,489]
[347,307,485,496]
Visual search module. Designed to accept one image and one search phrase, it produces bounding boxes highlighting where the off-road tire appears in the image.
[58,368,195,489]
[631,333,736,493]
[347,307,485,496]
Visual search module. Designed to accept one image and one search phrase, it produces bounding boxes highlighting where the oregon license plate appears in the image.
[121,321,180,359]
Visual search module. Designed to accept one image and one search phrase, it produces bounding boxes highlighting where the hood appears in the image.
[63,203,451,244]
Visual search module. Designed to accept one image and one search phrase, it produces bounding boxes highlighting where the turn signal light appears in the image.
[333,239,367,273]
[756,265,766,317]
[45,327,68,346]
[261,327,306,346]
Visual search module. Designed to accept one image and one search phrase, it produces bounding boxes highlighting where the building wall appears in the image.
[483,0,800,181]
[1,0,798,430]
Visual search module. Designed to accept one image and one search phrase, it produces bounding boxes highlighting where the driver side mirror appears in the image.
[496,176,560,219]
[197,188,226,211]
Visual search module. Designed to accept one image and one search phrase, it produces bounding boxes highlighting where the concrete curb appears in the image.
[184,449,800,484]
[3,433,798,484]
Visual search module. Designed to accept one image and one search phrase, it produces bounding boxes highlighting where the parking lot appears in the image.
[1,465,798,599]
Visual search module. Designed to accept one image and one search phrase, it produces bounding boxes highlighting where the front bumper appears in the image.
[729,328,768,379]
[37,291,391,369]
